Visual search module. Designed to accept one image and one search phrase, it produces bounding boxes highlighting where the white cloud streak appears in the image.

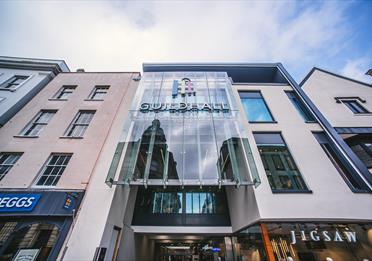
[0,1,369,82]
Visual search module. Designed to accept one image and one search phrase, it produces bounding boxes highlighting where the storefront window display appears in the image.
[238,223,372,261]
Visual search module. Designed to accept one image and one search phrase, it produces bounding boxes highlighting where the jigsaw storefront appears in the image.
[0,190,83,261]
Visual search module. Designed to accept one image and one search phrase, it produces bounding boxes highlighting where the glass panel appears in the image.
[257,146,307,191]
[286,91,315,122]
[241,95,274,122]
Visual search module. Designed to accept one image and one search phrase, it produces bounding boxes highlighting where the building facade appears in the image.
[0,71,140,260]
[0,56,69,127]
[61,64,372,261]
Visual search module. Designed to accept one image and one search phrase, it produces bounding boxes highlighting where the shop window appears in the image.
[64,110,95,138]
[53,85,76,100]
[255,223,372,261]
[313,132,369,192]
[0,222,60,261]
[285,91,316,122]
[19,110,57,137]
[88,85,109,100]
[239,92,275,122]
[35,154,72,186]
[253,133,308,192]
[0,153,22,181]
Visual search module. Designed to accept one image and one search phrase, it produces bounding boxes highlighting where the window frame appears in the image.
[33,153,72,187]
[253,132,311,193]
[285,91,316,123]
[239,91,276,123]
[18,110,57,137]
[0,75,31,91]
[63,110,95,138]
[51,85,77,100]
[0,152,23,181]
[87,85,110,101]
[335,97,370,115]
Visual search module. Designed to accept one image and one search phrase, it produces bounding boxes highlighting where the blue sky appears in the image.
[0,1,371,84]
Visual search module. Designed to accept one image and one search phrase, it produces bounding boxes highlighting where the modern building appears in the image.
[0,56,69,127]
[0,70,140,260]
[61,64,372,261]
[301,68,372,176]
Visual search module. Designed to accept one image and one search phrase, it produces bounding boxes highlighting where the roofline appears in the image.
[143,62,282,71]
[300,67,372,88]
[59,71,141,74]
[0,56,70,73]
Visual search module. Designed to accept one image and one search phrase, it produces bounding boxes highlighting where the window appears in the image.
[35,154,71,186]
[286,91,315,122]
[53,85,76,100]
[152,192,182,214]
[0,153,22,181]
[0,97,5,103]
[253,133,308,192]
[185,192,219,214]
[0,75,29,90]
[88,86,109,100]
[313,132,369,191]
[344,134,372,170]
[20,110,56,136]
[239,92,274,122]
[339,99,369,114]
[64,110,95,137]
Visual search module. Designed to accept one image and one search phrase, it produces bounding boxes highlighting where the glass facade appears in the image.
[106,72,260,187]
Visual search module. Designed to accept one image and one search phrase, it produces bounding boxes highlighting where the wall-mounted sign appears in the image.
[140,102,229,113]
[13,249,40,261]
[0,194,41,212]
[290,229,357,244]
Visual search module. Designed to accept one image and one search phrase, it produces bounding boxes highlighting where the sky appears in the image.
[0,1,371,84]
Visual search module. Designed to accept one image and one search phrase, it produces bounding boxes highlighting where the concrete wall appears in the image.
[229,83,372,232]
[301,69,372,127]
[0,73,138,190]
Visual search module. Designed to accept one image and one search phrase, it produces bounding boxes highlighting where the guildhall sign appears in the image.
[139,78,230,113]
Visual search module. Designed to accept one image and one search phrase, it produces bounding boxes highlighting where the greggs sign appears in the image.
[0,194,41,212]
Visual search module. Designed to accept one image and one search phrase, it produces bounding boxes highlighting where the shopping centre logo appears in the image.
[139,77,229,113]
[172,78,196,98]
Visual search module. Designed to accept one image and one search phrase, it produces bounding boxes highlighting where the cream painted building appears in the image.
[0,71,140,260]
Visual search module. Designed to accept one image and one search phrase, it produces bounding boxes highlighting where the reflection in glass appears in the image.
[240,92,274,122]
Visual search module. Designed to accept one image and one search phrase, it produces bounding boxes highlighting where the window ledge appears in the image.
[0,88,16,92]
[271,189,313,194]
[354,113,372,116]
[13,135,39,138]
[48,98,68,101]
[84,99,104,101]
[249,121,278,124]
[59,136,84,139]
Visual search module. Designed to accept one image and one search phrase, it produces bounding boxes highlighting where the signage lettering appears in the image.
[0,194,41,212]
[290,229,357,244]
[140,102,230,113]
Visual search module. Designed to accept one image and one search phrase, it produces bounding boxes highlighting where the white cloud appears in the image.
[341,58,372,84]
[0,1,366,82]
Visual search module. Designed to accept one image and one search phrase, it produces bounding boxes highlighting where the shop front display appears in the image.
[0,190,83,261]
[236,223,372,261]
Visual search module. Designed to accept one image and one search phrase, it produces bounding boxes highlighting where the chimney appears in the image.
[366,69,372,76]
[76,68,85,72]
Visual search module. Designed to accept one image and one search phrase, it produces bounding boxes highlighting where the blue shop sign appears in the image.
[0,194,41,212]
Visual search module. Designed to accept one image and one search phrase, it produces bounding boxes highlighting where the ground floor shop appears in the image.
[119,222,372,261]
[0,190,83,261]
